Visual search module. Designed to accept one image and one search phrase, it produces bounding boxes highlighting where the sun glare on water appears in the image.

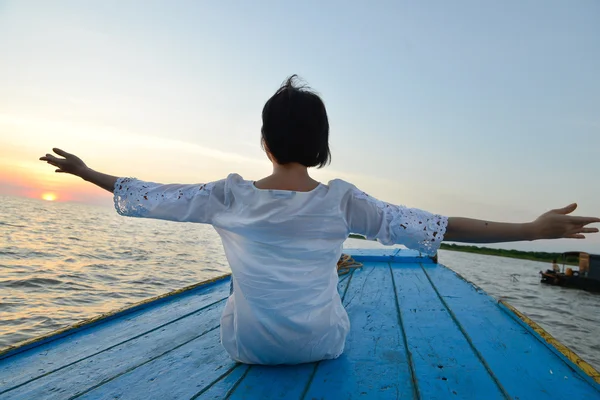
[42,193,57,201]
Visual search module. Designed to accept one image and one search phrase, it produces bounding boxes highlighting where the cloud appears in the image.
[0,112,267,164]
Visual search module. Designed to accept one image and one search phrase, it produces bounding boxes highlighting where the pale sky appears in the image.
[1,1,599,252]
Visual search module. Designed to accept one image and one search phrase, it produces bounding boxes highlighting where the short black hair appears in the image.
[261,75,331,168]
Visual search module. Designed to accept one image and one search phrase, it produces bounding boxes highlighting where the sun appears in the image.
[41,193,57,201]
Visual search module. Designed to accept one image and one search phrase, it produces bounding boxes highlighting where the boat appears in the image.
[1,249,599,399]
[540,252,600,292]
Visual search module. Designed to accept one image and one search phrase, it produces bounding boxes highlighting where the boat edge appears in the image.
[5,250,597,393]
[498,300,600,388]
[432,262,600,390]
[0,273,231,361]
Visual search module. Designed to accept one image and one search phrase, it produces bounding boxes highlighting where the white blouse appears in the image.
[113,173,448,365]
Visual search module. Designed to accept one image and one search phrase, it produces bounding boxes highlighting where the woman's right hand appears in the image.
[39,148,88,177]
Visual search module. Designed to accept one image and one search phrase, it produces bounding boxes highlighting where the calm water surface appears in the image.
[1,195,599,370]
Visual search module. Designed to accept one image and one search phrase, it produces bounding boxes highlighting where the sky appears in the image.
[1,0,599,252]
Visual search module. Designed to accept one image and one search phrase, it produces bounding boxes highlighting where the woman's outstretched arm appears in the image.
[40,148,117,192]
[345,186,600,256]
[445,204,600,243]
[40,148,227,224]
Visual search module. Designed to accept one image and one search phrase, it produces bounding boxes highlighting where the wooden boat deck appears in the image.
[1,249,599,399]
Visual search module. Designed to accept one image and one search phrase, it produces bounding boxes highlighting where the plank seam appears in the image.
[0,297,228,396]
[299,362,320,400]
[389,263,421,400]
[340,269,355,302]
[68,325,222,400]
[420,264,512,400]
[300,269,357,400]
[338,272,351,285]
[188,363,245,400]
[224,365,253,399]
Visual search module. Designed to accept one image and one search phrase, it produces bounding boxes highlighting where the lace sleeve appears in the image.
[113,177,220,223]
[345,188,448,255]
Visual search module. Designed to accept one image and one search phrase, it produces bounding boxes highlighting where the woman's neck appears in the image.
[254,163,321,192]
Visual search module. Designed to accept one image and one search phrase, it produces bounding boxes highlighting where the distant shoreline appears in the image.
[438,243,579,266]
[347,234,580,266]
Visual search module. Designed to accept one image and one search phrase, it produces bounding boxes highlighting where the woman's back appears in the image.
[213,174,353,364]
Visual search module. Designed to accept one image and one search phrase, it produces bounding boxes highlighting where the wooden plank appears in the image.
[0,281,229,393]
[77,328,235,400]
[193,364,250,400]
[228,364,316,400]
[2,300,225,400]
[347,248,432,264]
[424,264,600,400]
[337,270,353,297]
[302,262,416,399]
[391,263,506,399]
[345,248,400,258]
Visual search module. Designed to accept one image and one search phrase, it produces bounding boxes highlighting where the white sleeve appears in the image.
[344,187,448,255]
[113,177,228,224]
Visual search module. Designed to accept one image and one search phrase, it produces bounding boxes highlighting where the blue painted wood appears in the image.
[344,248,433,264]
[354,247,420,258]
[344,248,400,258]
[423,264,600,399]
[0,279,229,394]
[193,364,250,399]
[1,251,599,400]
[77,328,235,400]
[228,364,316,400]
[497,302,600,390]
[391,263,506,399]
[337,270,353,295]
[345,248,432,264]
[302,263,416,399]
[2,301,225,399]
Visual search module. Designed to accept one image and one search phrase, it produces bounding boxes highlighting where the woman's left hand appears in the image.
[532,203,600,240]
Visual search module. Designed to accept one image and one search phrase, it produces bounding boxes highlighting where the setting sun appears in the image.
[42,193,57,201]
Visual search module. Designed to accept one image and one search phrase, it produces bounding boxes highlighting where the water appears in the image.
[2,196,600,371]
[0,196,228,346]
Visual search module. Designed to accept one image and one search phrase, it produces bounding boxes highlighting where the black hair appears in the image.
[261,75,331,168]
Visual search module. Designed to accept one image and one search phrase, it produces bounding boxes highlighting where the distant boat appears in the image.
[1,249,599,399]
[540,252,600,292]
